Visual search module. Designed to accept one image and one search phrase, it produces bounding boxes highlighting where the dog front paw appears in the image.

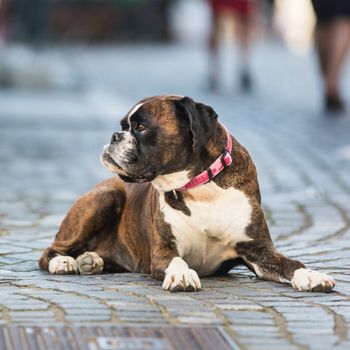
[76,252,104,275]
[291,268,335,293]
[162,257,201,292]
[48,256,78,274]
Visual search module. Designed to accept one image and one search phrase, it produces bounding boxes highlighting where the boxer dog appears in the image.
[40,96,335,293]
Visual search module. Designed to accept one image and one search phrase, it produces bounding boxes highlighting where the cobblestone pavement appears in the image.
[1,43,350,349]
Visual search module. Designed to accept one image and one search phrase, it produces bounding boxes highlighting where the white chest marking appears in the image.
[152,170,190,192]
[159,182,253,277]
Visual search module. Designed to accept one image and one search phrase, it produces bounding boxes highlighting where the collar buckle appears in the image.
[220,148,232,169]
[207,168,213,181]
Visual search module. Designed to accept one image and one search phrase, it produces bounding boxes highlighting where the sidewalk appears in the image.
[0,42,350,350]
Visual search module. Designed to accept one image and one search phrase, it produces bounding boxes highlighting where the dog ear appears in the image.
[175,96,218,153]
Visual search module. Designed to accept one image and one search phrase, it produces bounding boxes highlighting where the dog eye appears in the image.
[135,124,146,133]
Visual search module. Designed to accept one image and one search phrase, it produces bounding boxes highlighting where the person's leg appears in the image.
[208,11,221,91]
[314,22,333,80]
[235,15,250,64]
[325,18,350,105]
[233,10,255,91]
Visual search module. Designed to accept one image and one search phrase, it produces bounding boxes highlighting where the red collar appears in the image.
[176,126,233,192]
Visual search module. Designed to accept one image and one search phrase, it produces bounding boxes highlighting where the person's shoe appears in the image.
[325,94,345,114]
[208,75,219,92]
[240,71,253,93]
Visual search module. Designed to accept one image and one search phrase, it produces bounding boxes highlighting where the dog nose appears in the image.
[110,132,123,144]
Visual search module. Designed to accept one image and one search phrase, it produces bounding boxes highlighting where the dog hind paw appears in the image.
[291,268,335,293]
[76,252,104,275]
[48,256,78,274]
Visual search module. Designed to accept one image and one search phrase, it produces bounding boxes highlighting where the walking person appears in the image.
[311,0,350,114]
[0,0,6,41]
[0,0,7,86]
[207,0,258,92]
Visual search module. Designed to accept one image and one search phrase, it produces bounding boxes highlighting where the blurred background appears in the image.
[0,0,318,93]
[0,0,350,201]
[1,2,350,342]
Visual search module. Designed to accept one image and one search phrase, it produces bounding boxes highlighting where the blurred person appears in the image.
[0,0,6,41]
[207,0,259,92]
[311,0,350,113]
[0,0,8,88]
[21,0,46,46]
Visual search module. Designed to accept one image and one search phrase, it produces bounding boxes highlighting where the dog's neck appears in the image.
[151,124,231,193]
[151,170,191,193]
[177,125,232,192]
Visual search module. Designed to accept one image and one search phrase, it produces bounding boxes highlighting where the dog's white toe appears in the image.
[291,268,335,292]
[162,257,201,292]
[48,255,78,274]
[76,252,104,275]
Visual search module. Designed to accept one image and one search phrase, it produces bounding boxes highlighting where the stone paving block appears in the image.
[226,316,276,326]
[108,302,159,311]
[1,262,39,272]
[9,310,56,318]
[64,308,112,316]
[3,302,50,311]
[232,325,282,336]
[64,314,112,322]
[176,316,224,324]
[223,311,275,320]
[293,334,338,349]
[118,312,165,321]
[287,325,334,334]
[215,303,264,311]
[0,246,32,254]
[3,252,41,261]
[0,296,49,310]
[243,346,299,350]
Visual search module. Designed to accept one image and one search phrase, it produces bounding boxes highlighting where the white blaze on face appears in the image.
[101,101,147,171]
[126,101,145,127]
[167,94,185,99]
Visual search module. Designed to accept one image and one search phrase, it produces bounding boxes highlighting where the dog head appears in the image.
[101,95,218,187]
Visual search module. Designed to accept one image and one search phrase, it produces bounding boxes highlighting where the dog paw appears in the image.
[291,268,335,293]
[162,257,201,292]
[76,252,104,275]
[48,256,78,274]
